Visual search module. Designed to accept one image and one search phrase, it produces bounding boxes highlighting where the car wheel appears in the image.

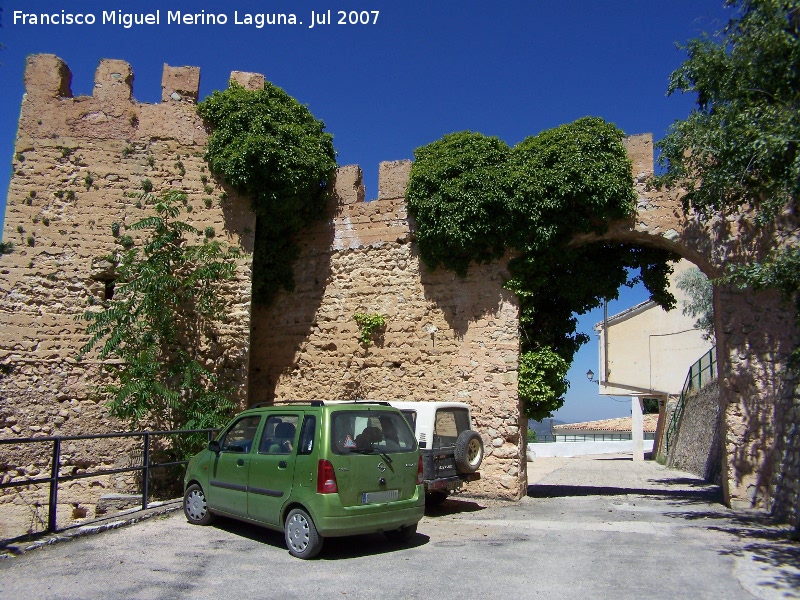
[184,483,215,526]
[285,508,323,559]
[384,523,417,543]
[425,490,449,506]
[454,430,484,474]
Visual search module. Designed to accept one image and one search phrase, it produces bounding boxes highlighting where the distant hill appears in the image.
[528,419,566,437]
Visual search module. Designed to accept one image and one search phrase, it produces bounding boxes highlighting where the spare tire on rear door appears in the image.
[454,430,484,473]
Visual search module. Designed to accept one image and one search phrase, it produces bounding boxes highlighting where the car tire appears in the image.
[184,483,215,526]
[384,523,417,543]
[425,490,449,506]
[285,508,323,559]
[454,430,484,474]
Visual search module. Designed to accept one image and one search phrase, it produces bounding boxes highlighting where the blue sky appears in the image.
[0,0,730,422]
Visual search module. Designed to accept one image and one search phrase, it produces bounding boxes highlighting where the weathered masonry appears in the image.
[0,56,522,537]
[0,56,798,537]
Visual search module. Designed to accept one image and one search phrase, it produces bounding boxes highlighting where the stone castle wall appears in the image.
[249,162,524,498]
[0,56,523,539]
[0,55,256,538]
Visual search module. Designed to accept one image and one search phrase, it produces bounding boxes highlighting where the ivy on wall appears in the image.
[407,117,678,421]
[198,81,337,304]
[79,190,240,453]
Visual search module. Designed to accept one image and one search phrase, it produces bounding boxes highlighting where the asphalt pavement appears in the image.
[1,453,798,599]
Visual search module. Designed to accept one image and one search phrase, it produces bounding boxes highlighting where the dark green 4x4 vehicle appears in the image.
[183,401,424,558]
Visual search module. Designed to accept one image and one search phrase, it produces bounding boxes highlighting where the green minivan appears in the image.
[183,401,425,558]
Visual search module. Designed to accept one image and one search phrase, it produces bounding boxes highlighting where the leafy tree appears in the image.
[79,190,240,452]
[676,267,715,341]
[642,398,661,414]
[518,349,570,421]
[408,118,678,420]
[656,0,800,308]
[198,81,337,304]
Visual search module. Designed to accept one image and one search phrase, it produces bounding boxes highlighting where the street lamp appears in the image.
[586,369,594,382]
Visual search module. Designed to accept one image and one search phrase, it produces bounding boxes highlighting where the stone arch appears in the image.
[573,135,800,521]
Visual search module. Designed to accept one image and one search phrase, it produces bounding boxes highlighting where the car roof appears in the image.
[388,401,472,411]
[237,400,401,416]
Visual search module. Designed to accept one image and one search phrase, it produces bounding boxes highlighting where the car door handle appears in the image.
[278,461,288,469]
[237,459,245,466]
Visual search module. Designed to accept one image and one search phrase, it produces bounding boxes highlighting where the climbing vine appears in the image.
[353,312,387,346]
[407,117,678,420]
[198,81,337,304]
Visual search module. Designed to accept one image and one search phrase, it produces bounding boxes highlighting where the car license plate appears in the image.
[362,489,399,504]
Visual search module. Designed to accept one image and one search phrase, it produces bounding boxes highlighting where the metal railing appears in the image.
[664,346,717,454]
[532,433,656,443]
[0,429,218,535]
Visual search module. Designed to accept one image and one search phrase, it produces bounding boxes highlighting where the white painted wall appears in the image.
[596,260,713,396]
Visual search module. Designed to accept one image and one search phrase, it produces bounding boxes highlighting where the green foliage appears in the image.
[510,118,638,250]
[0,241,14,255]
[676,267,715,341]
[526,428,538,443]
[198,81,337,304]
[656,1,800,218]
[405,132,514,277]
[518,349,569,421]
[656,1,800,318]
[353,312,387,346]
[78,189,239,452]
[408,118,678,419]
[642,398,661,414]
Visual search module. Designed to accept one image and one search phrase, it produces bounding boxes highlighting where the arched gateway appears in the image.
[1,57,798,534]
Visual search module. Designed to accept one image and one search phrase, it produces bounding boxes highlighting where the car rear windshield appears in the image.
[332,411,417,455]
[434,408,471,447]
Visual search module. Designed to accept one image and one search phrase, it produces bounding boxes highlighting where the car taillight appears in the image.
[416,455,424,485]
[317,459,338,494]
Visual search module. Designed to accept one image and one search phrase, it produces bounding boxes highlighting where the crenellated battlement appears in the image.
[19,55,412,210]
[25,54,209,105]
[16,55,264,146]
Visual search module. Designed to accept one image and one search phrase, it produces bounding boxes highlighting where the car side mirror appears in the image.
[208,440,221,454]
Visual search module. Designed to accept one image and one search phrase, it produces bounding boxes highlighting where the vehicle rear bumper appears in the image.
[424,472,480,492]
[313,488,425,537]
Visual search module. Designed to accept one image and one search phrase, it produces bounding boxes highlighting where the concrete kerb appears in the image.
[0,498,182,559]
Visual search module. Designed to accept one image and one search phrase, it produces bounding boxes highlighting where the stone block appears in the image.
[229,71,265,91]
[161,64,201,103]
[330,165,365,206]
[623,133,654,179]
[24,54,73,99]
[378,160,412,200]
[94,59,133,102]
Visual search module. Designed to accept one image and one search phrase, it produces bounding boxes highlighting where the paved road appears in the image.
[1,454,798,599]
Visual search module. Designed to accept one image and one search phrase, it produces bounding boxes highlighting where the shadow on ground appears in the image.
[211,515,429,560]
[527,472,724,507]
[424,498,488,517]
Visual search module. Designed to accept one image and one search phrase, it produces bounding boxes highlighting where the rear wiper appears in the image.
[351,445,393,464]
[375,449,393,465]
[349,447,375,454]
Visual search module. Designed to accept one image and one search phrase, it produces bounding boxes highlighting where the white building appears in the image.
[593,260,714,460]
